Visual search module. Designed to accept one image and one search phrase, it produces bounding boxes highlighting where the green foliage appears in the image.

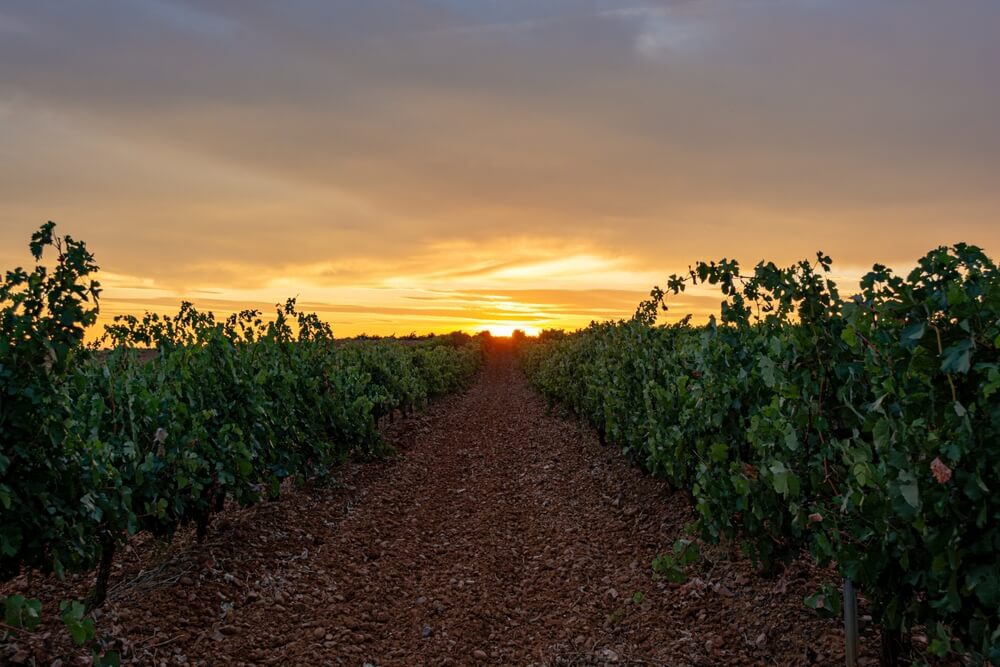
[0,221,101,579]
[60,599,95,646]
[651,539,701,584]
[521,244,1000,663]
[2,594,42,632]
[0,223,482,646]
[804,583,842,618]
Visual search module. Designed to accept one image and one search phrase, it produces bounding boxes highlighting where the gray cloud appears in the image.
[1,0,999,332]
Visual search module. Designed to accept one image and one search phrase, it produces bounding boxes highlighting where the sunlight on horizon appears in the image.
[477,324,541,338]
[83,247,684,339]
[80,259,876,341]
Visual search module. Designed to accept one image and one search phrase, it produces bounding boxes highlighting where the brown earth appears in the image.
[2,345,889,666]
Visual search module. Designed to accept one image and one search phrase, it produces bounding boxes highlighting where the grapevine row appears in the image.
[520,245,999,665]
[0,223,483,642]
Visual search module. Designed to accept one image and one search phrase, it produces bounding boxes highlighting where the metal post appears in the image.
[844,578,859,667]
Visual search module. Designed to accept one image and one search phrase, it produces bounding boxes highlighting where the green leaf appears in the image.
[967,567,1000,607]
[769,462,799,497]
[804,592,824,610]
[784,430,799,452]
[900,322,926,346]
[841,325,857,347]
[984,368,1000,399]
[898,472,920,509]
[709,443,728,462]
[759,355,776,388]
[61,600,95,646]
[771,462,790,495]
[873,418,891,448]
[23,598,42,631]
[940,339,972,374]
[928,638,951,657]
[675,539,700,566]
[3,595,41,631]
[804,584,842,617]
[770,336,782,356]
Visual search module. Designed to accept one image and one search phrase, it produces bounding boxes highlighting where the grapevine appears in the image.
[521,246,1000,665]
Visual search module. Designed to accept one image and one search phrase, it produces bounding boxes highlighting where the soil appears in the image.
[2,344,892,666]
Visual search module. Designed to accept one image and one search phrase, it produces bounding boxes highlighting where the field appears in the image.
[2,225,998,666]
[5,345,885,666]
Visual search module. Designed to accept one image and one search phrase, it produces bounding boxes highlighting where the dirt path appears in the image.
[3,345,880,665]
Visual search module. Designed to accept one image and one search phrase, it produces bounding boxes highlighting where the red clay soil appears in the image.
[2,345,894,666]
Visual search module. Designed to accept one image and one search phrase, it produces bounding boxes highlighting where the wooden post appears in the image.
[844,578,858,667]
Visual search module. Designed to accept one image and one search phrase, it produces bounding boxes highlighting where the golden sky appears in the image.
[2,1,999,336]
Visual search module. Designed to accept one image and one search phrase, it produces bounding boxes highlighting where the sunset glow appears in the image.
[478,324,541,338]
[2,1,998,336]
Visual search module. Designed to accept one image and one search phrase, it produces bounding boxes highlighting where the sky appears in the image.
[1,0,998,336]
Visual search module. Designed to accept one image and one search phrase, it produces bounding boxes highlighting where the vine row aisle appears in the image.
[5,345,880,665]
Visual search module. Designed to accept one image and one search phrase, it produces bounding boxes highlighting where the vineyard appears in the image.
[1,224,483,662]
[2,224,998,666]
[520,246,1000,665]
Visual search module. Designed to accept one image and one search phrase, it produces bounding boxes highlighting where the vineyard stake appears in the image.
[844,578,859,667]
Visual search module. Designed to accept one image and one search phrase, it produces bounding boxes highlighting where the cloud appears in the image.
[138,0,240,36]
[602,5,710,60]
[0,11,31,35]
[1,1,999,335]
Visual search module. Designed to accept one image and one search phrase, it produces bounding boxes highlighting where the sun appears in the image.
[481,324,540,337]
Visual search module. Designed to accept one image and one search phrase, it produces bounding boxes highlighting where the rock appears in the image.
[712,583,735,597]
[422,626,433,638]
[313,627,326,640]
[180,576,195,586]
[473,649,488,660]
